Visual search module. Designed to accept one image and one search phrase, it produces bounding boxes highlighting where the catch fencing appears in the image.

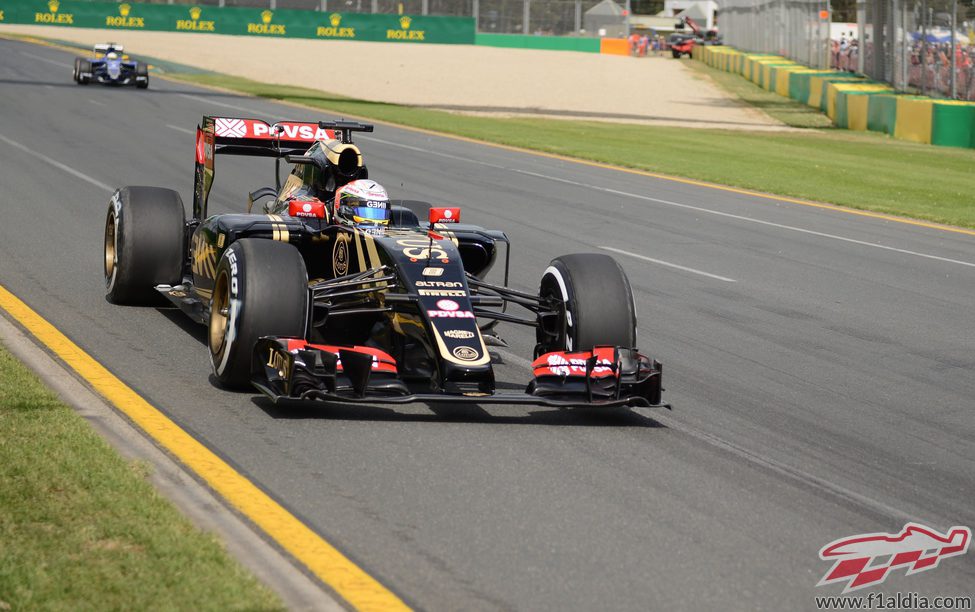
[719,0,833,68]
[858,0,975,100]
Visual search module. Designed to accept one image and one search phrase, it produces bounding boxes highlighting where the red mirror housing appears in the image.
[429,207,460,224]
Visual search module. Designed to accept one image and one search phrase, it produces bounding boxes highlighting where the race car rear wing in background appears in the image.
[192,116,373,220]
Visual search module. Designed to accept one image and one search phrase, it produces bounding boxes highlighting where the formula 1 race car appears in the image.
[102,115,667,410]
[73,43,148,88]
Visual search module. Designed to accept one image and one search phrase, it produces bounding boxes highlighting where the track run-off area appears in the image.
[1,36,973,610]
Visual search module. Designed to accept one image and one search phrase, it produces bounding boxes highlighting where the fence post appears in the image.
[371,0,378,14]
[575,0,581,34]
[523,0,530,34]
[473,0,479,31]
[422,0,428,15]
[950,0,956,98]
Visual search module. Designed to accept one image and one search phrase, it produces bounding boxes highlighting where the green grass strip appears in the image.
[171,71,975,229]
[0,345,282,611]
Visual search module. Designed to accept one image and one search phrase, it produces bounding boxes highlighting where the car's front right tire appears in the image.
[208,238,309,389]
[104,186,185,305]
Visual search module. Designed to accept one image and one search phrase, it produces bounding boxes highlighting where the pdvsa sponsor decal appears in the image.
[817,522,971,593]
[248,10,285,35]
[452,346,479,361]
[387,15,425,41]
[317,13,355,38]
[177,6,215,31]
[35,0,73,25]
[106,3,145,28]
[443,329,475,339]
[428,299,474,318]
[212,118,334,141]
[428,310,474,319]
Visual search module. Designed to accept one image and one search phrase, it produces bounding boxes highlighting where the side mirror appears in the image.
[429,207,460,225]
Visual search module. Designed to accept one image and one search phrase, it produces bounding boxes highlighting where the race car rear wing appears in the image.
[192,115,373,220]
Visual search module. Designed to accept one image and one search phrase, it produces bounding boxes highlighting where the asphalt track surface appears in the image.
[1,37,974,610]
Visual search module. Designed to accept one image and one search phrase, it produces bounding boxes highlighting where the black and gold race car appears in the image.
[102,115,667,409]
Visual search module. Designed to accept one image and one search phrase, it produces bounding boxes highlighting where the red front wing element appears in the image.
[252,338,667,409]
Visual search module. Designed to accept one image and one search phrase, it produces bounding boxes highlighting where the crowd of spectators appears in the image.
[831,32,975,101]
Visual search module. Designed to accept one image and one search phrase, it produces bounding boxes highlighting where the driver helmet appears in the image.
[333,180,390,226]
[107,52,119,60]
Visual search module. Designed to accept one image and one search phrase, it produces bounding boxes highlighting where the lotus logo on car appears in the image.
[106,2,145,28]
[35,0,73,24]
[248,10,286,35]
[452,346,479,361]
[388,14,425,40]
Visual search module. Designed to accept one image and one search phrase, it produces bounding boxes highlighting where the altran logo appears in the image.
[817,523,971,593]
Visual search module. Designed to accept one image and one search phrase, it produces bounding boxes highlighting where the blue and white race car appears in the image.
[73,43,148,89]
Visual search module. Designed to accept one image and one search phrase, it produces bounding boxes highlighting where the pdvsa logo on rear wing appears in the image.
[211,117,336,142]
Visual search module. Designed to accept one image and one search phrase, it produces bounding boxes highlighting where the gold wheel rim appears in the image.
[209,271,230,357]
[104,211,116,282]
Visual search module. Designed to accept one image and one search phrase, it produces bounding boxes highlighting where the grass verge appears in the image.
[167,71,975,229]
[683,59,835,129]
[0,344,282,611]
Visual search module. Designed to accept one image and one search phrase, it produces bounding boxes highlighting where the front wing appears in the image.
[251,338,669,409]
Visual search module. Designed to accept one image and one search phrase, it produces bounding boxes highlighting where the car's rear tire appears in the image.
[72,57,81,82]
[135,62,149,89]
[536,253,637,356]
[104,186,185,305]
[78,59,91,84]
[208,238,309,389]
[671,49,681,59]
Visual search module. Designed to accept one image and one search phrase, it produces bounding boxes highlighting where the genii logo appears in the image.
[817,522,971,593]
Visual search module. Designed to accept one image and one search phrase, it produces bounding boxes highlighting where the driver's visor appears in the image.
[351,205,390,224]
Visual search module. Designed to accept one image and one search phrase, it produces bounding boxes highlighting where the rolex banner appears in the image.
[0,0,475,44]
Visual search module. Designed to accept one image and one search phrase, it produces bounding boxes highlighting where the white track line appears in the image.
[19,50,72,69]
[0,133,113,193]
[365,138,975,270]
[600,246,737,283]
[178,93,263,115]
[166,124,196,135]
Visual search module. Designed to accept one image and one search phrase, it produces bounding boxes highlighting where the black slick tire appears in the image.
[78,59,91,84]
[104,186,185,305]
[537,253,637,355]
[135,62,149,89]
[72,57,81,82]
[208,238,309,389]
